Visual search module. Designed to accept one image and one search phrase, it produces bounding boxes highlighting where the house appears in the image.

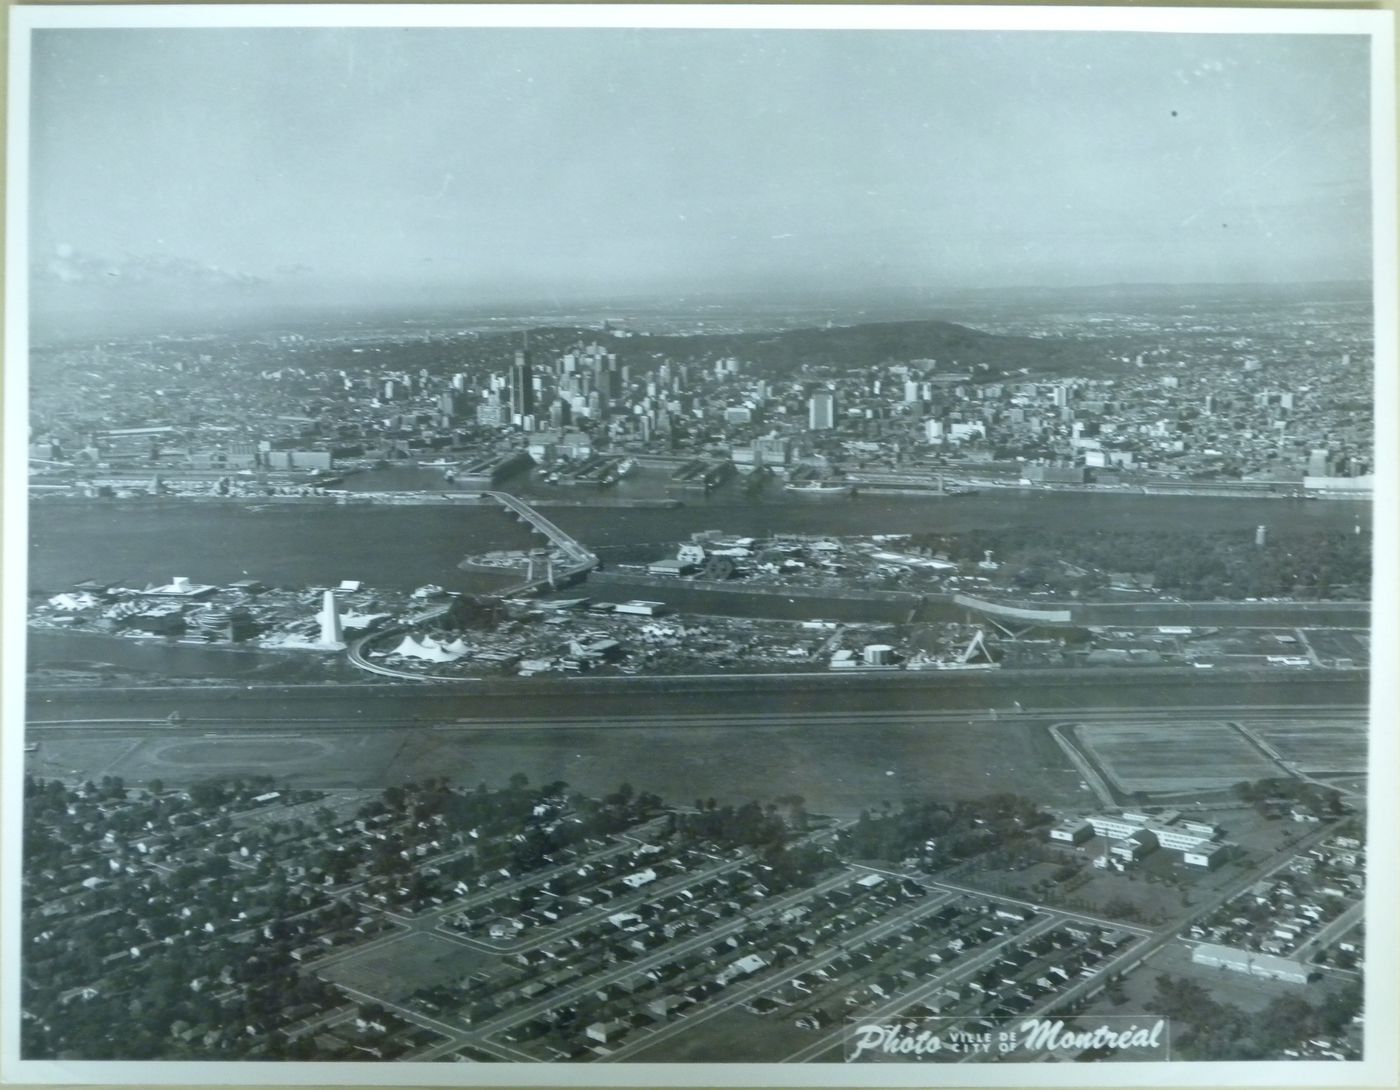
[716,953,768,987]
[583,1019,628,1044]
[620,867,658,890]
[646,995,687,1020]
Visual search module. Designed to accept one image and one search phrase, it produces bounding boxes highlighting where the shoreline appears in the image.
[25,624,1370,696]
[27,482,1373,507]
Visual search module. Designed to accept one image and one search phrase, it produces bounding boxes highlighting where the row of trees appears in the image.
[840,794,1051,865]
[908,527,1370,600]
[1151,973,1362,1059]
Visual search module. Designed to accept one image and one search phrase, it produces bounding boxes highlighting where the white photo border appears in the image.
[3,5,1396,1088]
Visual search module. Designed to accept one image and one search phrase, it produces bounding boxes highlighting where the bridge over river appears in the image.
[347,492,598,680]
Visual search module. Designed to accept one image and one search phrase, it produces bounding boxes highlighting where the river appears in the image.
[28,489,1370,595]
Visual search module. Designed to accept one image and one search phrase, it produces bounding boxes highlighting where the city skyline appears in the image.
[29,27,1374,329]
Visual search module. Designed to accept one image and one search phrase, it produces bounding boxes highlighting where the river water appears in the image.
[24,483,1372,803]
[24,488,1370,684]
[29,487,1369,594]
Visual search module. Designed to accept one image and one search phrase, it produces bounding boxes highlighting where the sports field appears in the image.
[318,933,495,1004]
[1252,717,1368,774]
[1075,720,1277,794]
[32,731,409,788]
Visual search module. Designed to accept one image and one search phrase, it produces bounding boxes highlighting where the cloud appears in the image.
[34,244,268,290]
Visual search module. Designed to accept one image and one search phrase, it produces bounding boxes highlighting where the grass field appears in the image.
[26,737,148,781]
[1253,718,1368,774]
[1076,721,1277,794]
[318,933,495,1004]
[1300,629,1370,666]
[622,1004,821,1063]
[33,732,410,788]
[26,716,1139,815]
[385,718,1085,817]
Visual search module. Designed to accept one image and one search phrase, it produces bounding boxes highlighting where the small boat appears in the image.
[419,458,460,468]
[784,480,856,496]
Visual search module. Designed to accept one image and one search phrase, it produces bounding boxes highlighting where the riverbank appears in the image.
[28,491,1371,597]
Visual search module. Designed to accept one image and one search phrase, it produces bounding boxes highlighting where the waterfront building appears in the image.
[809,390,835,431]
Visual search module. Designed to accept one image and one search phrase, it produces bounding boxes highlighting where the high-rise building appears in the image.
[808,391,835,431]
[511,345,535,421]
[476,399,507,427]
[319,589,344,648]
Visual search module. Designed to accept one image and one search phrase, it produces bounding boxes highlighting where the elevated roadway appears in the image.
[346,491,599,680]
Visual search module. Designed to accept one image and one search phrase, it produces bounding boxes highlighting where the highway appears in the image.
[25,672,1368,732]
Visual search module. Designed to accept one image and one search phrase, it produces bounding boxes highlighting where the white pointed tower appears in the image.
[319,589,345,648]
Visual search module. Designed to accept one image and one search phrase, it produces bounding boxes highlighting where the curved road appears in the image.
[346,490,599,681]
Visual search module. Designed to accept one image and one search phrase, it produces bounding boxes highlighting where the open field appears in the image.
[318,933,495,1005]
[26,717,1084,817]
[32,731,409,788]
[618,1002,824,1063]
[1252,718,1368,774]
[25,737,149,781]
[1300,629,1370,666]
[1075,721,1278,794]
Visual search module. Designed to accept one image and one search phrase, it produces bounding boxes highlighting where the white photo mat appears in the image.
[4,5,1397,1088]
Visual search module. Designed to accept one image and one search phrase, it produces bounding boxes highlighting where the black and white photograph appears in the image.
[3,5,1396,1086]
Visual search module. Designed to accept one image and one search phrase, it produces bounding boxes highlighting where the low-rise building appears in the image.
[1191,942,1311,985]
[1048,819,1093,845]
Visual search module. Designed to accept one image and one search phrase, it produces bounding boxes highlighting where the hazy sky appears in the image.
[29,27,1373,314]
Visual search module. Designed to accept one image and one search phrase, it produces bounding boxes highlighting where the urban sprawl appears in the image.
[24,294,1374,1066]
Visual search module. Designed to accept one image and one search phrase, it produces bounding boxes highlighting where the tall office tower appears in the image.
[511,345,535,421]
[319,589,344,648]
[808,391,835,431]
